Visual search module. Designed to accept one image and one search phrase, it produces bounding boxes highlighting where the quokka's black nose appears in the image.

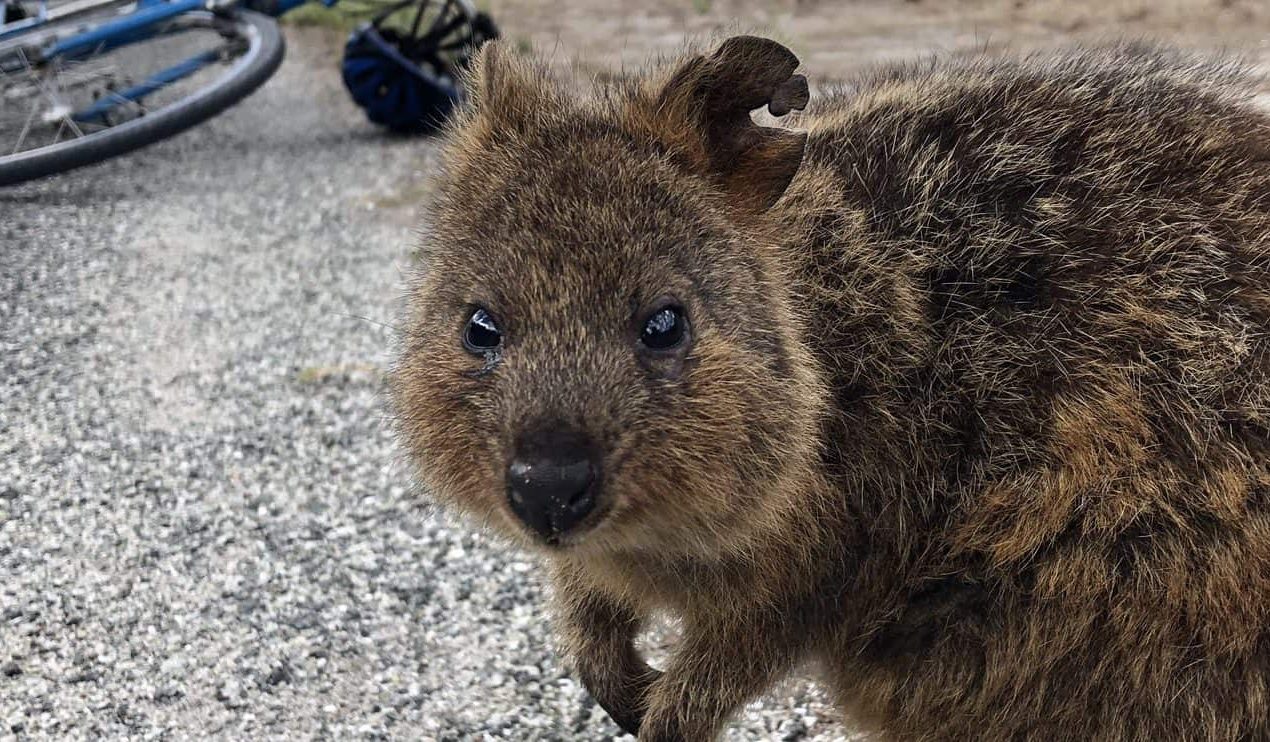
[506,429,599,542]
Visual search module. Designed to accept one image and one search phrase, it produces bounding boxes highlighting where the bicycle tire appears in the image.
[0,9,284,187]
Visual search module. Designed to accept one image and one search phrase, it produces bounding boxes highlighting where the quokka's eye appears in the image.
[463,307,502,353]
[640,306,688,350]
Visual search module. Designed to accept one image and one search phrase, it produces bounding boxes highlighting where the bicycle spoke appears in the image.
[62,106,85,137]
[11,98,38,153]
[421,8,464,48]
[1,18,249,157]
[406,0,430,41]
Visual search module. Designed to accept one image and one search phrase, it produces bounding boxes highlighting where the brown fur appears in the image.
[393,37,1270,740]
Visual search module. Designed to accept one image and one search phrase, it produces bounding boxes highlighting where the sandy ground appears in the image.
[3,2,1269,740]
[487,0,1270,87]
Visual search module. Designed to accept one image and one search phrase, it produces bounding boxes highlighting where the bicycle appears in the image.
[0,0,495,185]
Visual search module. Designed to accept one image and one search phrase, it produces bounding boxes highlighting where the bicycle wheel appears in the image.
[0,8,284,186]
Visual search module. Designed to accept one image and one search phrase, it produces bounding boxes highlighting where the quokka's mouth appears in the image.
[514,495,616,550]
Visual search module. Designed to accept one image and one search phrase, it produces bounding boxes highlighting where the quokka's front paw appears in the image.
[600,698,644,738]
[585,664,662,737]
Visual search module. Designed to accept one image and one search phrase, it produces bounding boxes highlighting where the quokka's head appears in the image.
[394,36,825,558]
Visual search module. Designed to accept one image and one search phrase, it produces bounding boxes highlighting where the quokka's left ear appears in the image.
[464,40,562,135]
[627,36,810,213]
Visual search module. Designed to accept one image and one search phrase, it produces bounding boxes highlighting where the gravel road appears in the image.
[3,3,1268,739]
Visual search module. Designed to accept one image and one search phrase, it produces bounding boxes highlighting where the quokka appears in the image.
[394,35,1270,740]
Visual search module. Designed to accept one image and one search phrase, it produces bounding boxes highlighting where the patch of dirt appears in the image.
[482,0,1270,90]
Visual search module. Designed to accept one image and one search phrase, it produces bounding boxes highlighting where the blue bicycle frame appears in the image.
[0,0,320,122]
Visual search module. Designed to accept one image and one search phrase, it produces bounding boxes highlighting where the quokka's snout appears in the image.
[505,425,604,544]
[496,299,699,546]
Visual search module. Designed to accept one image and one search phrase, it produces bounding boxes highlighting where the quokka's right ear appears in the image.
[464,41,560,133]
[626,36,810,213]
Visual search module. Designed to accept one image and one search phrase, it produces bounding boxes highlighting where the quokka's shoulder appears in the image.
[791,42,1270,249]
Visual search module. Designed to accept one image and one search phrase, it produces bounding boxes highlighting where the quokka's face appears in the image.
[394,136,813,556]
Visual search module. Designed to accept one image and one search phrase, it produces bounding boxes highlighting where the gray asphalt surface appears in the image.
[0,27,837,741]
